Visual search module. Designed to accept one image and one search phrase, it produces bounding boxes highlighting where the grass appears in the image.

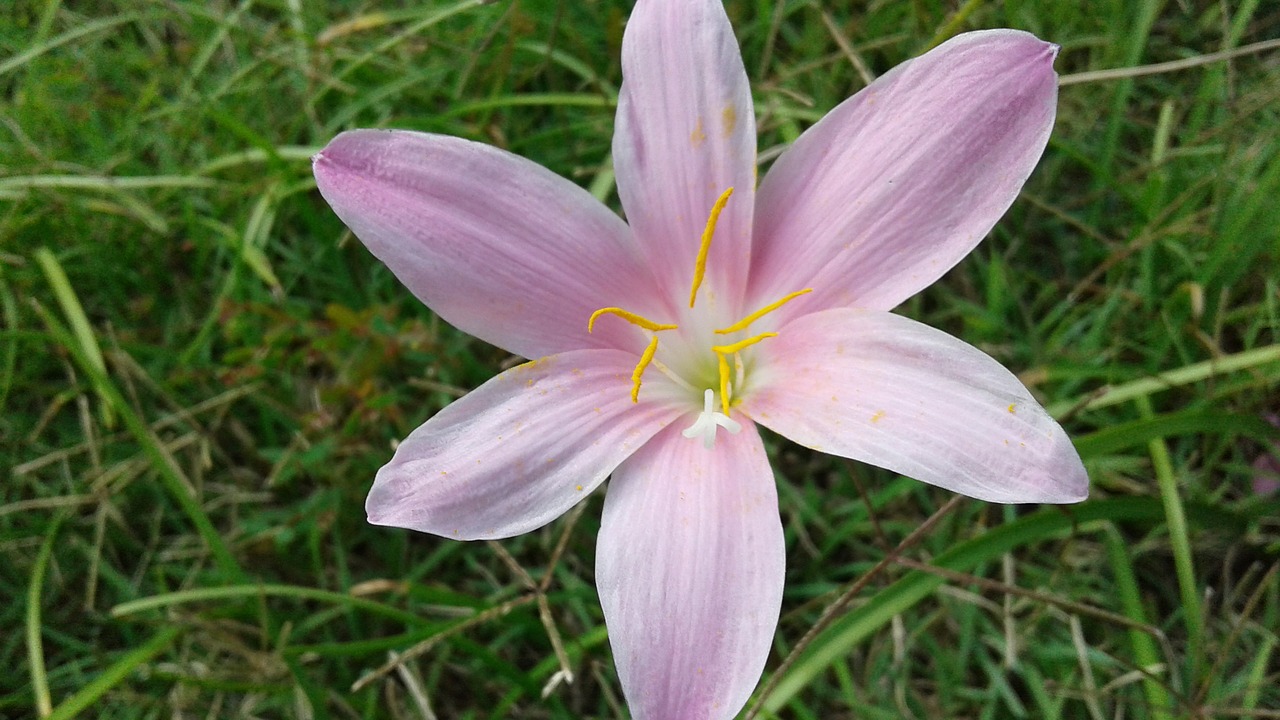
[3,0,1279,717]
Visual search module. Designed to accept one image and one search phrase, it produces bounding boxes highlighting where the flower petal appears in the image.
[748,30,1059,319]
[597,422,784,720]
[366,350,680,540]
[743,308,1087,503]
[613,0,757,313]
[314,129,661,360]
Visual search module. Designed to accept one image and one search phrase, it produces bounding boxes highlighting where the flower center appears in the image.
[588,187,810,445]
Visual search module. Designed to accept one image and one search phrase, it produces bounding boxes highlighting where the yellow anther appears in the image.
[630,336,660,403]
[716,354,732,415]
[711,332,778,356]
[715,288,813,335]
[708,332,778,414]
[588,307,679,334]
[688,187,735,308]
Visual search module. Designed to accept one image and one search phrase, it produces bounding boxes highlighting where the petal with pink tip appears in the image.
[743,308,1087,503]
[613,0,757,313]
[366,350,680,540]
[314,130,661,360]
[749,30,1059,319]
[597,422,784,720]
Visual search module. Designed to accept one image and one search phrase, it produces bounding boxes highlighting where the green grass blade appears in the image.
[111,584,441,628]
[1137,396,1203,680]
[0,12,150,77]
[444,93,615,117]
[198,145,320,175]
[921,0,982,50]
[33,248,114,428]
[45,626,183,720]
[314,0,487,104]
[756,498,1247,712]
[26,511,67,718]
[1095,0,1165,188]
[1047,345,1280,417]
[1240,576,1277,711]
[1104,524,1175,719]
[1073,409,1280,458]
[0,175,217,192]
[32,305,243,580]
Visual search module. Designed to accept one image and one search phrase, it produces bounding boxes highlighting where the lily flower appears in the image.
[313,0,1088,716]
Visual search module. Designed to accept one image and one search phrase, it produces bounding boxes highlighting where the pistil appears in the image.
[681,389,741,449]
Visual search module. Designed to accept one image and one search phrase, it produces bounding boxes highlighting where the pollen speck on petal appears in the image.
[722,106,737,136]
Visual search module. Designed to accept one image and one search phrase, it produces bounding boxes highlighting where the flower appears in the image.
[1252,413,1280,497]
[312,0,1088,716]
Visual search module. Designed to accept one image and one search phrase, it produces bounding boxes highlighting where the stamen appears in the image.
[715,288,813,334]
[688,187,735,308]
[711,332,777,414]
[588,305,678,403]
[682,389,742,449]
[588,307,679,333]
[716,353,732,415]
[629,336,660,403]
[712,332,778,356]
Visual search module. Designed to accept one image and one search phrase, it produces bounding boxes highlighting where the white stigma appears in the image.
[681,389,742,449]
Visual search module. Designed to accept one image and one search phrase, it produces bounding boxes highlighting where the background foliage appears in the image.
[4,0,1279,717]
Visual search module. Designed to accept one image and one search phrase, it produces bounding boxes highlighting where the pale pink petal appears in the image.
[366,350,680,540]
[748,30,1059,320]
[314,130,662,360]
[597,423,784,720]
[743,309,1087,503]
[613,0,757,314]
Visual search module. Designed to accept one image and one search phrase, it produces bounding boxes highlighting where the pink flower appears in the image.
[312,0,1088,716]
[1252,413,1280,497]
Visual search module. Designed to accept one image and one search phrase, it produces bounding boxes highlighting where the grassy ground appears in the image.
[4,0,1279,717]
